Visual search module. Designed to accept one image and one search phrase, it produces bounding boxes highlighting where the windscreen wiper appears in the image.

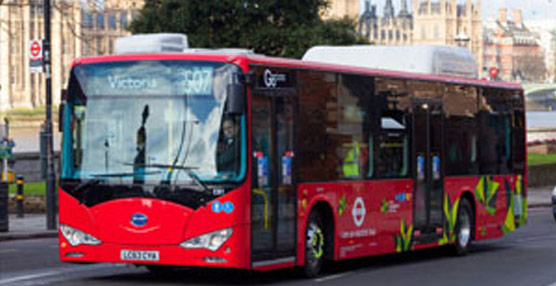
[127,163,210,194]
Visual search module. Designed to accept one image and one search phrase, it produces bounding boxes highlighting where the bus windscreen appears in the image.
[61,60,245,186]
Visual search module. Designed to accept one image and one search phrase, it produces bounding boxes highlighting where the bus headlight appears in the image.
[179,228,233,251]
[60,224,102,246]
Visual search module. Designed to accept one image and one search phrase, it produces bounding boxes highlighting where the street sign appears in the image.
[29,39,44,73]
[0,144,12,160]
[489,67,499,79]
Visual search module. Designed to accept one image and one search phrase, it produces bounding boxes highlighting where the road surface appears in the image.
[1,208,556,286]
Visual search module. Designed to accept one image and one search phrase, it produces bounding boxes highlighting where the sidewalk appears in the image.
[0,185,554,242]
[0,214,58,241]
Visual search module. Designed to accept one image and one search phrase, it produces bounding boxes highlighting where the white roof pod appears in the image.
[302,45,478,79]
[115,33,189,54]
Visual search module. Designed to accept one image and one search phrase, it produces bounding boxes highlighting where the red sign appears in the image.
[31,41,41,57]
[489,67,499,78]
[29,39,43,60]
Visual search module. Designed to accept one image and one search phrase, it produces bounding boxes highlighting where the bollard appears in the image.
[16,176,24,218]
[0,182,8,232]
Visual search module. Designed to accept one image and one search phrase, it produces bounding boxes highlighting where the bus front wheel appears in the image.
[304,210,325,278]
[453,199,474,255]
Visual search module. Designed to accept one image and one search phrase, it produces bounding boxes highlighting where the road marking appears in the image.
[0,264,119,285]
[314,271,354,282]
[0,271,58,285]
[0,248,17,254]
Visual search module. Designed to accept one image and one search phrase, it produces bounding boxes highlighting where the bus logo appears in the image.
[130,213,148,227]
[263,69,286,88]
[352,197,366,227]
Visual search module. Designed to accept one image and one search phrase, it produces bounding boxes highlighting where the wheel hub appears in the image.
[306,223,324,263]
[458,209,471,247]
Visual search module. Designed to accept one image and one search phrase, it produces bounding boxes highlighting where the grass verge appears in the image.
[528,153,556,166]
[8,181,47,196]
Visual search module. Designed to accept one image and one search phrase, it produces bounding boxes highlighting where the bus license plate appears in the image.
[120,250,160,262]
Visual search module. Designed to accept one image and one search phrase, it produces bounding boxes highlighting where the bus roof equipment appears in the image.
[115,33,189,54]
[302,45,479,79]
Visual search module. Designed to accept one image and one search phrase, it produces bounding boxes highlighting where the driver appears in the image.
[217,118,240,174]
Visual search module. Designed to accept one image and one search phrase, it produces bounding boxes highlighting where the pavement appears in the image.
[0,185,554,242]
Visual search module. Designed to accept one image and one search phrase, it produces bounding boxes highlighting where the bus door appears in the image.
[413,100,444,237]
[251,88,297,266]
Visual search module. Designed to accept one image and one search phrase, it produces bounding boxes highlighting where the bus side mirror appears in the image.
[225,84,245,115]
[58,89,67,132]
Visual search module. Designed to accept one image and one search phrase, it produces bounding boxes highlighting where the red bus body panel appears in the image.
[59,185,252,269]
[60,52,526,271]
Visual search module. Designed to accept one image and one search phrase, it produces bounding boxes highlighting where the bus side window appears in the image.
[374,114,409,179]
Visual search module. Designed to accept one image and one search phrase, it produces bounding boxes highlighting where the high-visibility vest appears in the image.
[343,141,360,177]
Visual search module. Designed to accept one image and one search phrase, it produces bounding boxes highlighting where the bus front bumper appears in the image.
[58,224,250,269]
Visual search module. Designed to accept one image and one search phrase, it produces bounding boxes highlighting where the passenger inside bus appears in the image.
[217,117,240,176]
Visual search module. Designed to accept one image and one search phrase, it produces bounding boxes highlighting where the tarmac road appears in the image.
[1,208,556,286]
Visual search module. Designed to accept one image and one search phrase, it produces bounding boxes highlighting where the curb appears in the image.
[0,231,58,242]
[529,203,552,209]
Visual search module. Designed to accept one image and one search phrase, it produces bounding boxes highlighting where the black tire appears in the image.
[453,199,474,255]
[304,210,326,278]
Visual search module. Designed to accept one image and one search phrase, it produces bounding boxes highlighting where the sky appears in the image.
[359,0,556,21]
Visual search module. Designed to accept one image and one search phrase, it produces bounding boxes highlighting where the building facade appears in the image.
[359,0,413,45]
[322,0,360,20]
[483,9,546,82]
[359,0,483,74]
[0,0,143,112]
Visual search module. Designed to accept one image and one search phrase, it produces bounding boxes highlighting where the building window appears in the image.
[82,10,93,28]
[96,13,105,30]
[381,30,386,40]
[96,37,103,54]
[120,11,128,29]
[108,13,117,30]
[389,30,393,40]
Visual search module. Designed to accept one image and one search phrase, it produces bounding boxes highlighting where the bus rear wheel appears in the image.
[453,199,473,255]
[304,211,326,278]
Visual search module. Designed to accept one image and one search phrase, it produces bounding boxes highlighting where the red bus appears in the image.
[59,35,527,277]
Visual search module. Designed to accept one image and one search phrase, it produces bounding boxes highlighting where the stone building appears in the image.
[483,9,546,82]
[0,0,143,112]
[359,0,413,45]
[322,0,360,20]
[358,0,483,73]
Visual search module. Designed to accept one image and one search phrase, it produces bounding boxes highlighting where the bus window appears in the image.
[444,84,479,176]
[478,88,513,175]
[371,78,410,179]
[297,71,340,182]
[373,115,409,179]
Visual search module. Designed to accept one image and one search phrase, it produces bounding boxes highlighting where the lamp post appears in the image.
[43,0,56,230]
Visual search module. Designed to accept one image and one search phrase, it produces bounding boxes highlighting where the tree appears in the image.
[513,53,547,83]
[130,0,367,58]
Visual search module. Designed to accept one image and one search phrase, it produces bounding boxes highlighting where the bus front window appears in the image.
[62,60,245,186]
